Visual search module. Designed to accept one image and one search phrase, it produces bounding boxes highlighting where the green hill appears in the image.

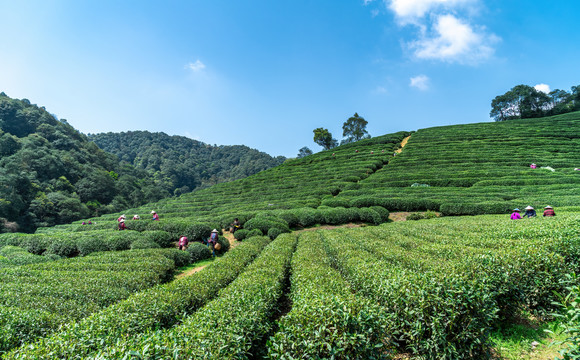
[337,111,580,215]
[89,131,286,196]
[0,93,167,232]
[2,110,580,358]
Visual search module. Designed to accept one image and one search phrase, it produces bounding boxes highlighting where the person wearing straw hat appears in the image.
[117,214,126,222]
[530,163,537,169]
[118,219,127,230]
[523,206,536,218]
[151,211,159,221]
[543,206,556,217]
[132,214,140,220]
[510,208,522,220]
[208,229,219,257]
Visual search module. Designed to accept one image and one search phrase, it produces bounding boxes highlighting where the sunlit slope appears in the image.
[336,111,580,214]
[140,131,409,219]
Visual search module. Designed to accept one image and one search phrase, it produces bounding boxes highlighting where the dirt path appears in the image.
[395,135,411,154]
[175,265,207,279]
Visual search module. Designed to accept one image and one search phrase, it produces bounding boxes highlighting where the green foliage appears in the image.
[76,236,108,256]
[267,227,284,239]
[297,146,313,158]
[233,228,250,240]
[342,112,370,144]
[90,130,285,196]
[0,249,178,353]
[45,238,78,257]
[186,242,212,263]
[6,237,271,358]
[91,234,297,359]
[491,83,579,121]
[313,127,338,150]
[131,238,161,250]
[0,93,172,231]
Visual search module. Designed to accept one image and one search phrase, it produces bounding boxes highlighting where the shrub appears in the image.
[357,208,382,225]
[267,228,284,240]
[185,223,212,242]
[104,234,132,251]
[291,208,318,227]
[321,198,351,208]
[370,206,390,222]
[234,229,250,240]
[143,231,173,248]
[244,216,290,235]
[158,248,192,267]
[76,237,108,256]
[187,243,212,263]
[45,238,78,257]
[278,212,300,228]
[131,239,161,250]
[215,235,230,255]
[248,229,263,237]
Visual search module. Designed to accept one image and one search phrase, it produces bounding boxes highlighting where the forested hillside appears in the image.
[90,131,286,196]
[0,93,169,232]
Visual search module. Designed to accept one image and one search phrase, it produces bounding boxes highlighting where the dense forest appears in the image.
[89,131,286,195]
[0,93,174,232]
[0,93,286,232]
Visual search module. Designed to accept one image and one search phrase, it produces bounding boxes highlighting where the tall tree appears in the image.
[490,85,551,121]
[297,146,313,158]
[342,113,370,144]
[313,128,337,150]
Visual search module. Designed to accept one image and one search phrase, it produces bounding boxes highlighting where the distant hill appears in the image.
[0,93,168,232]
[89,131,286,195]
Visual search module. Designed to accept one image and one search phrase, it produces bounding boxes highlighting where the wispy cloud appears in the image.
[410,14,498,64]
[382,0,498,65]
[410,75,429,90]
[186,60,206,72]
[534,83,550,94]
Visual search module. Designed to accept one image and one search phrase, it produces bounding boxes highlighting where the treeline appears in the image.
[0,93,168,232]
[89,131,286,196]
[491,84,580,121]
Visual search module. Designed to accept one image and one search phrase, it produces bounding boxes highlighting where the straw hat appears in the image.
[544,206,553,209]
[531,163,536,165]
[211,229,218,233]
[151,210,156,214]
[513,208,520,211]
[525,206,534,210]
[120,219,125,222]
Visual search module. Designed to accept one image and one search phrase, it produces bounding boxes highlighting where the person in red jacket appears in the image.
[178,236,189,250]
[118,219,127,230]
[151,211,159,221]
[543,206,556,217]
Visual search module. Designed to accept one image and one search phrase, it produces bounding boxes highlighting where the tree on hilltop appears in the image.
[313,128,337,150]
[341,113,370,144]
[297,146,313,158]
[491,83,580,121]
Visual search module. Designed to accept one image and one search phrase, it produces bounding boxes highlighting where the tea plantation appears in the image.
[1,112,580,358]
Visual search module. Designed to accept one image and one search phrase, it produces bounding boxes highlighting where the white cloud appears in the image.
[410,14,497,64]
[380,0,499,65]
[410,75,429,90]
[387,0,474,23]
[186,60,206,72]
[534,83,551,94]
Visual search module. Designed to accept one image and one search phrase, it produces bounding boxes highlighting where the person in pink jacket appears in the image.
[510,209,522,220]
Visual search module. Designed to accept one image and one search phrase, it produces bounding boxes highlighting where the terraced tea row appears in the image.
[7,213,578,359]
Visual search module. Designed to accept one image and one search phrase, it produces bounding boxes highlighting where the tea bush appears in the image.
[186,243,212,262]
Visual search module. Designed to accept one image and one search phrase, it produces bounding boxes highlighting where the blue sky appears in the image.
[1,1,579,158]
